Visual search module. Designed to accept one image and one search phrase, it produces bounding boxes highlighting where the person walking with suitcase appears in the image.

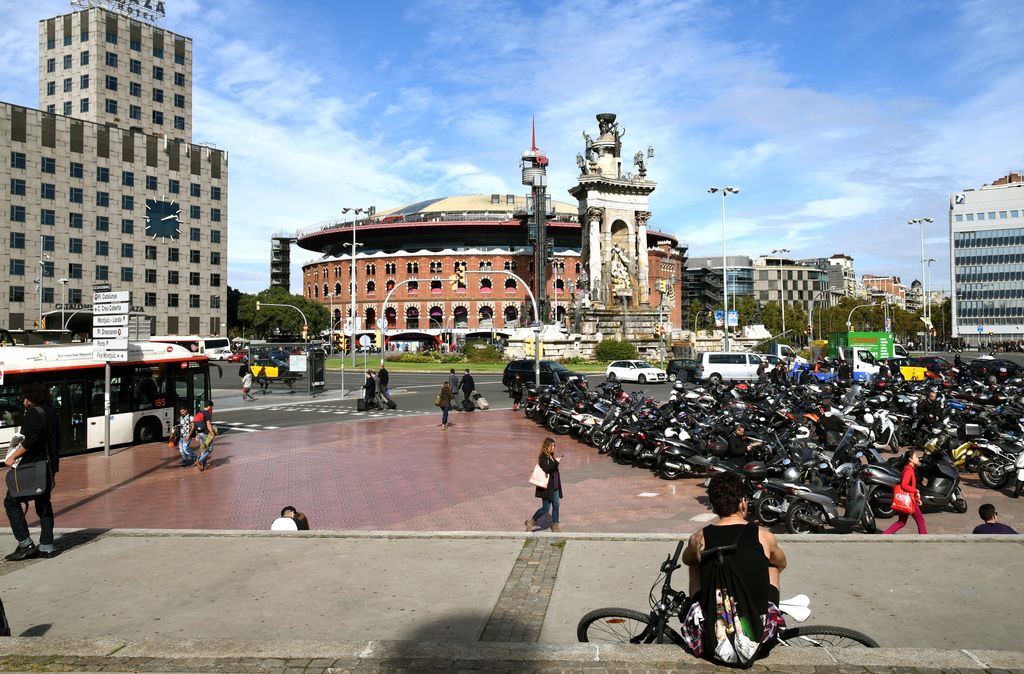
[459,368,475,410]
[361,371,376,411]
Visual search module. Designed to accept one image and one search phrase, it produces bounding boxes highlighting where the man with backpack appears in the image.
[680,472,788,665]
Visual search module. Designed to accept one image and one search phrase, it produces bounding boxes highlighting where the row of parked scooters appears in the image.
[519,370,1024,534]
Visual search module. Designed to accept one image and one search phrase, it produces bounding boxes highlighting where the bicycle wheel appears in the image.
[779,625,879,648]
[577,608,653,643]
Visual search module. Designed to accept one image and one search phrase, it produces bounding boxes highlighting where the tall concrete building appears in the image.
[799,253,856,297]
[949,172,1024,340]
[753,254,829,316]
[1,2,228,335]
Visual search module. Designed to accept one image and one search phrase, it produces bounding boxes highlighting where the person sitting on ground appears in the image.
[972,503,1017,534]
[271,506,298,531]
[770,363,788,387]
[681,472,788,663]
[293,512,310,531]
[755,360,767,382]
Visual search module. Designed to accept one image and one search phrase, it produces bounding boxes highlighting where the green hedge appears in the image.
[464,340,502,362]
[594,339,638,361]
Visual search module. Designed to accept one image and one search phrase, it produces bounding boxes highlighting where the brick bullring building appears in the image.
[297,194,683,347]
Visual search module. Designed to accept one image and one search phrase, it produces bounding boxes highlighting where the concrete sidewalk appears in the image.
[0,529,1021,672]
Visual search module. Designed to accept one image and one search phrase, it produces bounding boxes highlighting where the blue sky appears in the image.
[2,0,1022,295]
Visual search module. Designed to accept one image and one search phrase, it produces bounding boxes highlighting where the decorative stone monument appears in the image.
[569,113,663,349]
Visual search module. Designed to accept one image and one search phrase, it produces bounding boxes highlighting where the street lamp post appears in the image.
[807,289,832,342]
[846,303,875,332]
[771,248,790,336]
[339,204,372,366]
[926,257,936,353]
[908,217,933,352]
[57,277,69,331]
[708,186,739,351]
[36,234,51,329]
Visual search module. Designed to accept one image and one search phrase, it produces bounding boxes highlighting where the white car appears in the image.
[606,360,668,384]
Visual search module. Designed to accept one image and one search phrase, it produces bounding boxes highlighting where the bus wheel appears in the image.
[135,419,161,444]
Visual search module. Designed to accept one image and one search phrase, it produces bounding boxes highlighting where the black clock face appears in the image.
[145,198,181,240]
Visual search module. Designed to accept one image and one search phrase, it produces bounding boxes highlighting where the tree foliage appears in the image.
[235,286,329,339]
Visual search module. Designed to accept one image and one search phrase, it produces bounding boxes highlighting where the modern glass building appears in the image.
[949,173,1024,340]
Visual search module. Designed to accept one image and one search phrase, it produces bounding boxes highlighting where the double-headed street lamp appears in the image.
[771,248,790,336]
[57,277,69,331]
[708,186,739,351]
[908,217,933,352]
[342,206,374,368]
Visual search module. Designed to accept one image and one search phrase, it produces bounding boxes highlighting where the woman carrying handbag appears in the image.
[526,438,564,532]
[437,381,453,431]
[883,450,927,535]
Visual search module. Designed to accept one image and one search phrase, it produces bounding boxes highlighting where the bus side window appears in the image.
[0,385,24,428]
[90,378,128,415]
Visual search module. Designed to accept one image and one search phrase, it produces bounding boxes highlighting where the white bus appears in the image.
[150,335,233,360]
[0,342,213,455]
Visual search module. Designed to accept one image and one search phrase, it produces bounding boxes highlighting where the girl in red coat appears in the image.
[883,450,927,535]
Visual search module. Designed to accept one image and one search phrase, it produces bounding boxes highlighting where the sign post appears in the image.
[92,290,131,457]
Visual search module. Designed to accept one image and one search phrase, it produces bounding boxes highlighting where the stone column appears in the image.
[635,210,651,305]
[587,207,605,306]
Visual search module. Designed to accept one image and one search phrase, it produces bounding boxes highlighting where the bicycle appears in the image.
[577,540,878,649]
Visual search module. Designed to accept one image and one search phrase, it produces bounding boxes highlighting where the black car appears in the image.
[666,358,699,382]
[502,359,585,387]
[966,358,1020,382]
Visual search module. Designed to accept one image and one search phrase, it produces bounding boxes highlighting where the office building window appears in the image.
[211,208,221,222]
[145,268,157,283]
[189,183,200,197]
[106,31,117,45]
[69,188,83,204]
[129,105,141,120]
[96,215,109,231]
[8,286,25,302]
[145,245,157,260]
[10,178,26,195]
[210,230,221,244]
[45,104,55,114]
[42,157,56,173]
[9,205,26,222]
[40,183,56,199]
[168,270,179,285]
[96,191,110,207]
[146,175,157,190]
[41,260,54,277]
[80,51,89,65]
[153,65,164,80]
[175,53,185,65]
[9,232,25,249]
[46,81,56,95]
[63,54,72,69]
[173,116,185,130]
[152,111,164,125]
[121,243,134,258]
[105,51,117,66]
[211,187,221,201]
[10,152,26,169]
[63,35,72,46]
[167,294,179,308]
[121,267,133,282]
[105,98,117,114]
[95,265,108,281]
[130,58,141,73]
[63,78,72,92]
[210,251,221,265]
[62,101,72,116]
[97,167,109,182]
[121,219,134,234]
[40,208,56,225]
[42,288,54,303]
[42,235,55,252]
[130,38,141,52]
[69,212,83,228]
[9,260,25,276]
[129,81,141,97]
[105,75,117,91]
[210,273,221,287]
[190,227,201,241]
[189,272,201,285]
[80,74,89,88]
[173,93,185,108]
[152,88,163,103]
[69,238,83,254]
[70,162,83,178]
[190,205,200,219]
[96,240,108,256]
[68,263,82,279]
[174,72,185,86]
[122,171,134,186]
[168,179,179,194]
[189,294,201,308]
[79,98,89,113]
[122,196,134,210]
[189,250,201,263]
[68,289,82,304]
[144,292,156,306]
[46,58,56,72]
[168,248,179,262]
[153,46,164,58]
[209,295,220,309]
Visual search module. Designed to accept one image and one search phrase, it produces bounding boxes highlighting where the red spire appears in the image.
[531,116,537,152]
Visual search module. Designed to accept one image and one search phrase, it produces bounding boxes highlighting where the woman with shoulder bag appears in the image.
[883,450,927,535]
[526,437,564,532]
[437,381,453,431]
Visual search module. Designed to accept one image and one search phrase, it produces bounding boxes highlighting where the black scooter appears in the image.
[785,460,877,534]
[916,450,969,513]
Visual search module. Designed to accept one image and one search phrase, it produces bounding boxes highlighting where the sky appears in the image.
[2,0,1022,295]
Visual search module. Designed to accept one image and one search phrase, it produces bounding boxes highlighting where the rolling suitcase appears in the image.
[461,398,475,412]
[474,393,489,410]
[357,399,368,412]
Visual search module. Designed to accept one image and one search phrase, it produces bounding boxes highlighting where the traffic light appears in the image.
[256,301,262,311]
[545,241,555,264]
[448,263,467,290]
[302,324,308,341]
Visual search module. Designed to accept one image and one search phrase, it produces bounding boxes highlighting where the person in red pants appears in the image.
[883,450,927,535]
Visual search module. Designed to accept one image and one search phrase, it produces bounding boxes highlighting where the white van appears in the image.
[696,352,764,384]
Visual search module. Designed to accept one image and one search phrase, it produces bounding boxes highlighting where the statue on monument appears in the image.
[609,244,632,295]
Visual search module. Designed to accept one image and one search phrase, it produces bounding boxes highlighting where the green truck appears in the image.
[827,332,896,361]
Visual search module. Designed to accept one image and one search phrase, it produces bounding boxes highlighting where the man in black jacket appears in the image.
[915,390,943,442]
[377,365,394,408]
[3,383,59,560]
[459,368,475,408]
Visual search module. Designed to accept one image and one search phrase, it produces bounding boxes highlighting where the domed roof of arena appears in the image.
[373,194,579,219]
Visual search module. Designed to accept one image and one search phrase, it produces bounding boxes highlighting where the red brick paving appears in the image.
[36,410,1024,534]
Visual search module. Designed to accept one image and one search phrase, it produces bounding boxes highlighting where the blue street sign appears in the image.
[977,325,984,333]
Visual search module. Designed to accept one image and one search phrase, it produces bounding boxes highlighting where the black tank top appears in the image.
[700,523,770,611]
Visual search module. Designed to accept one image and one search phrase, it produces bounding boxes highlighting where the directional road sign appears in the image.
[92,327,125,339]
[93,291,131,303]
[94,314,130,327]
[93,338,129,350]
[92,349,128,362]
[93,302,131,315]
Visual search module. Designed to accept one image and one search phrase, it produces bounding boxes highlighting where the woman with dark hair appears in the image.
[437,381,453,431]
[509,374,524,412]
[293,512,310,530]
[883,450,927,535]
[526,437,563,532]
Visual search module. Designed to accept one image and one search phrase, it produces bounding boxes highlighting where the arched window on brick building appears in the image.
[406,307,419,329]
[504,278,517,294]
[503,305,518,325]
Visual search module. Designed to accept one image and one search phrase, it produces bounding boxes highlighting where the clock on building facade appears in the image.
[145,198,182,240]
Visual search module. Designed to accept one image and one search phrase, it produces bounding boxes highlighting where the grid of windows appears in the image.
[953,227,1024,323]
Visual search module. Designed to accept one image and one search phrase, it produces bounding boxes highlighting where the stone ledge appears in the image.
[0,638,1021,671]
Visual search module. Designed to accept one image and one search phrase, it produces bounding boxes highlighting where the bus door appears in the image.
[48,381,88,454]
[171,363,210,414]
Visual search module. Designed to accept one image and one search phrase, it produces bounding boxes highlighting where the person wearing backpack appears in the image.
[680,472,788,666]
[3,383,60,560]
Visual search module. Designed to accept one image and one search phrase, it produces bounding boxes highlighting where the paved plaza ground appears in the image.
[37,407,1024,534]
